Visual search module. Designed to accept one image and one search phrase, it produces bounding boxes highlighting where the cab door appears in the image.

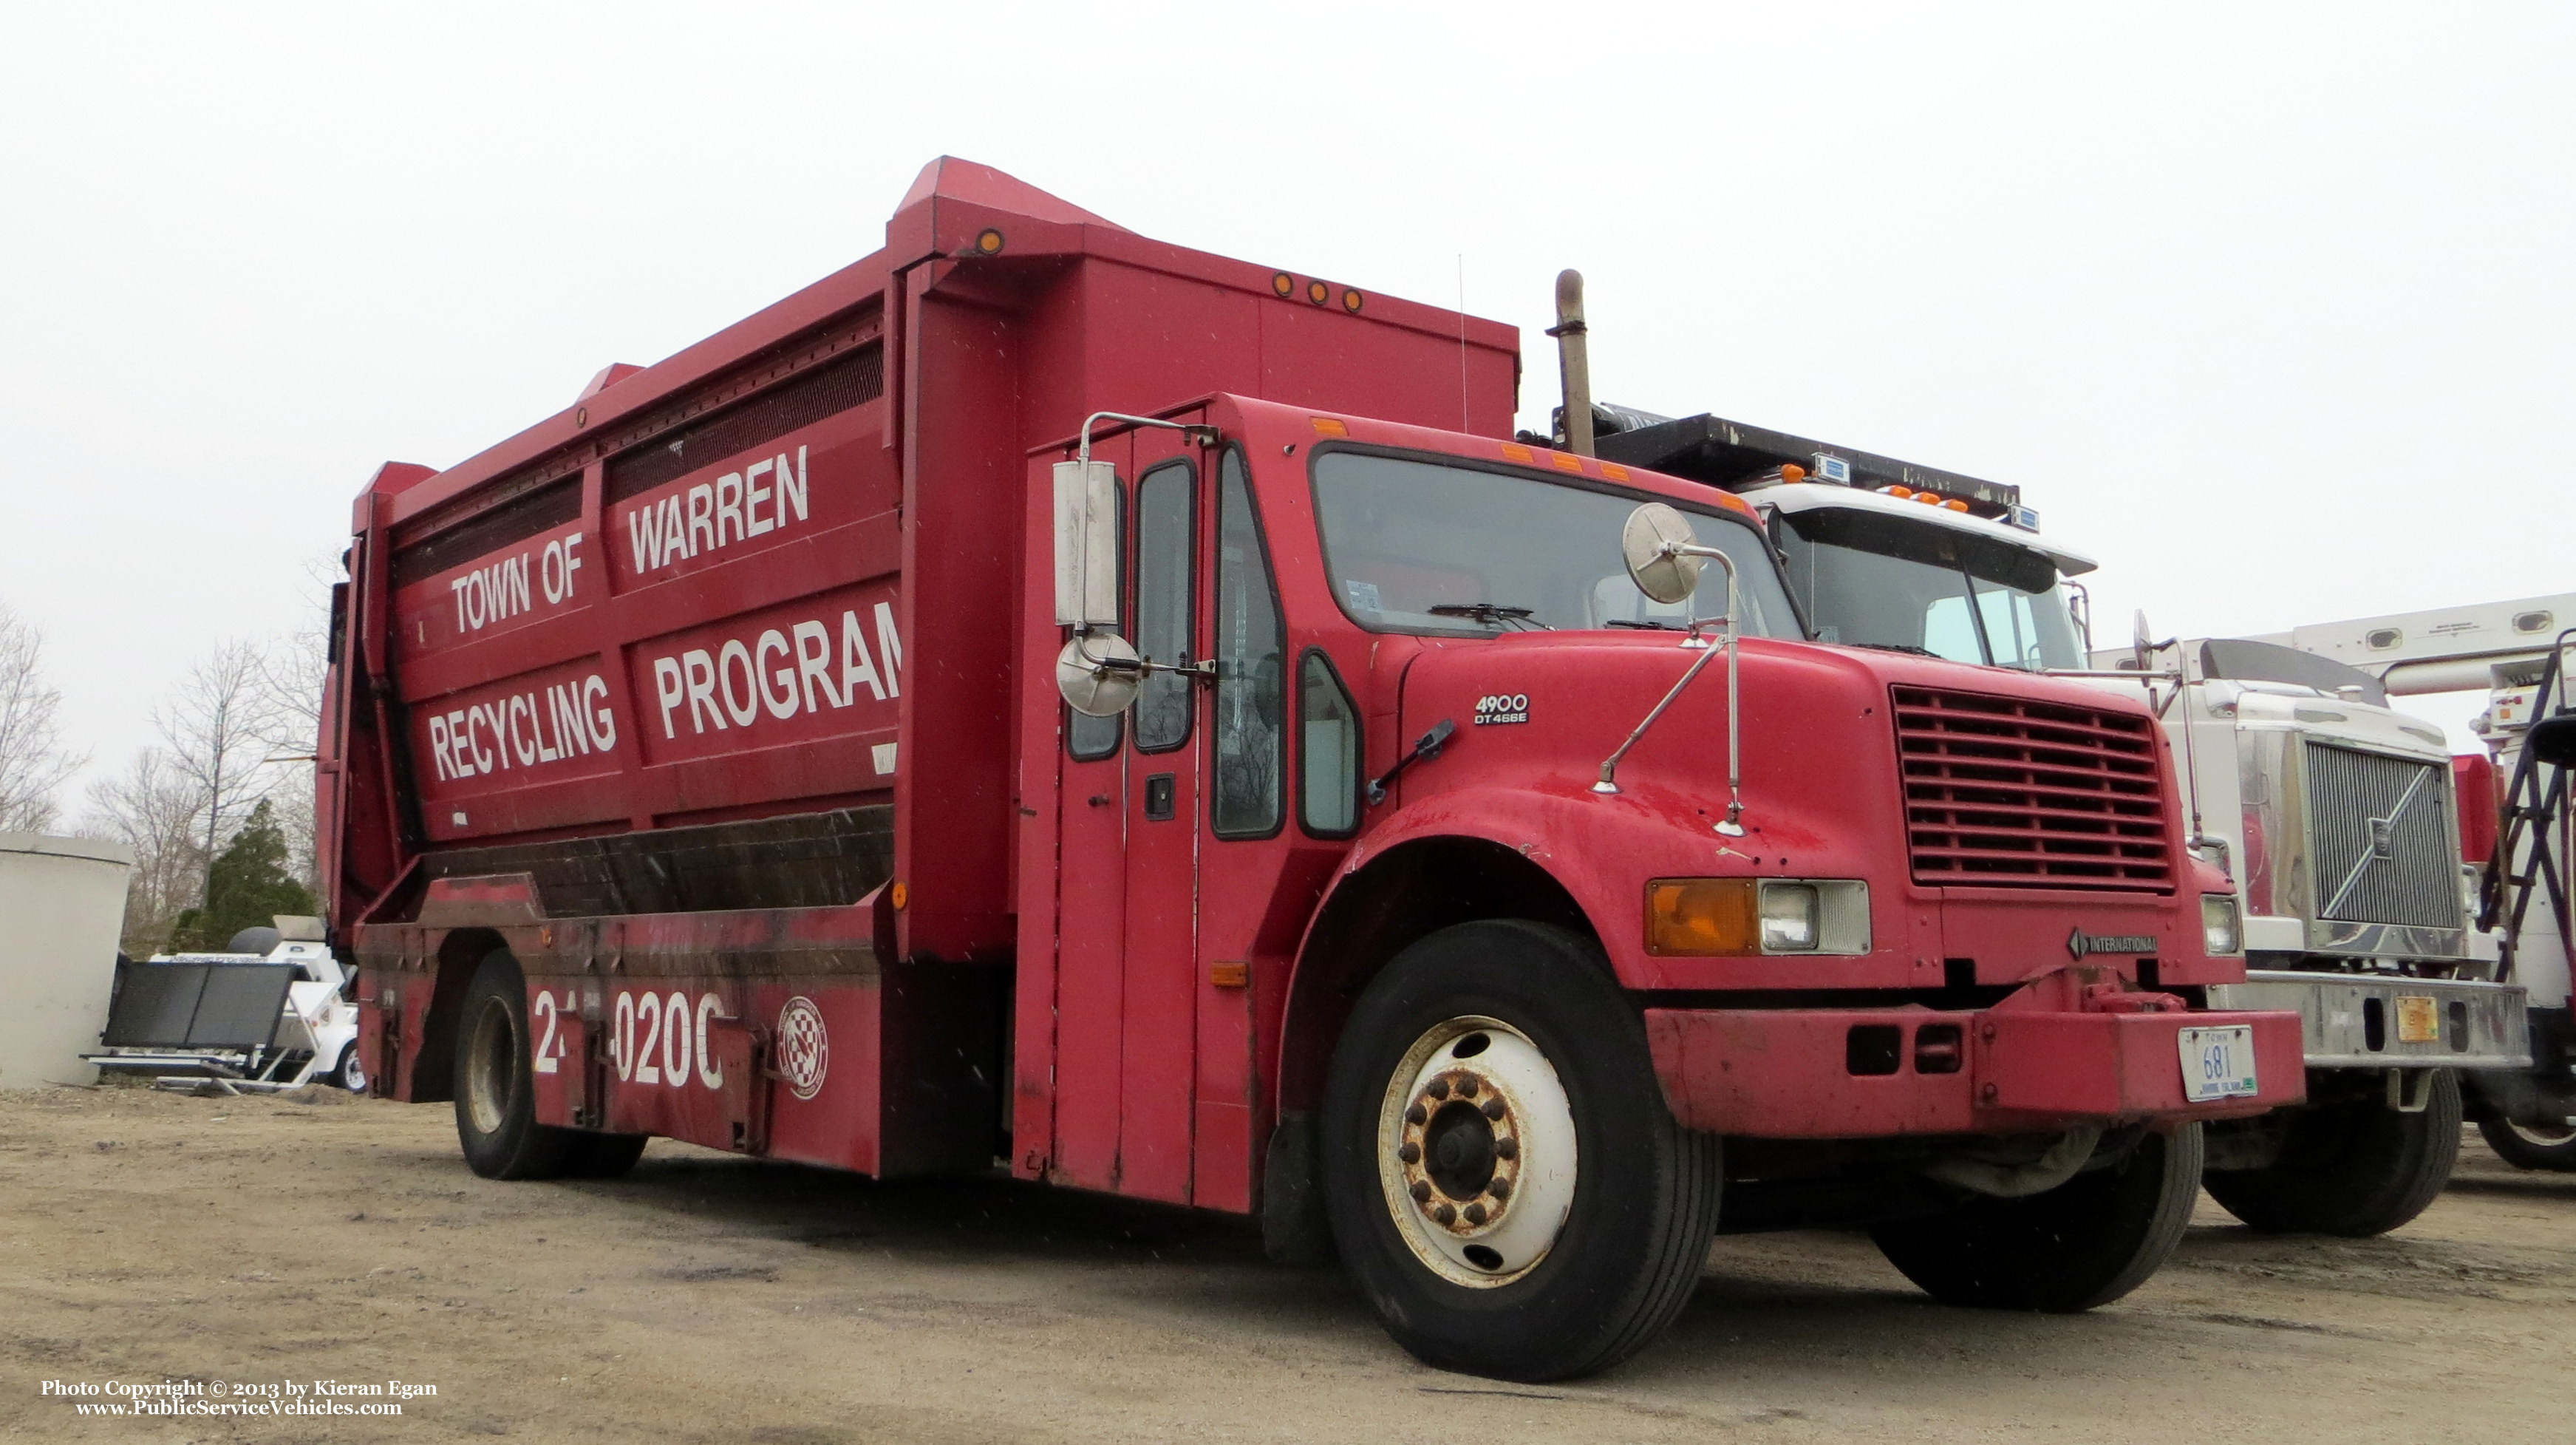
[1049,429,1207,1204]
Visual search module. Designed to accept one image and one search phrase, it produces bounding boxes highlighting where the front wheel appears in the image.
[2203,1070,2459,1236]
[330,1041,367,1093]
[2478,1115,2576,1172]
[1870,1123,2202,1312]
[1321,920,1720,1382]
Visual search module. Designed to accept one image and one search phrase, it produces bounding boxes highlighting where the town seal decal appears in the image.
[775,996,830,1101]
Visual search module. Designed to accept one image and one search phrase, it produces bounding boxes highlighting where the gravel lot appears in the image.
[2,1084,2569,1444]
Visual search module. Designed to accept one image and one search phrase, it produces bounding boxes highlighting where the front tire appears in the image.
[2204,1070,2460,1236]
[454,951,585,1180]
[1321,920,1720,1382]
[330,1041,367,1093]
[2478,1115,2576,1172]
[1870,1123,2202,1312]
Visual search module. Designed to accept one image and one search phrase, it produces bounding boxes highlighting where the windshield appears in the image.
[1773,506,2082,670]
[1311,450,1799,638]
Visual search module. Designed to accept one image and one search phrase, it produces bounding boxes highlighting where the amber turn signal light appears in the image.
[1645,877,1759,956]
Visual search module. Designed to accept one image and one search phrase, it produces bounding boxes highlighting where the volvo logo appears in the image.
[2067,928,2157,960]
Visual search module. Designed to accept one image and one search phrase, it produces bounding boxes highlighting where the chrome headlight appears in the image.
[2201,894,2243,956]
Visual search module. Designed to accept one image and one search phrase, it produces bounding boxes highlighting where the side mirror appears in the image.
[1621,503,1705,605]
[2526,713,2576,769]
[1057,634,1142,718]
[1053,459,1119,628]
[2131,608,2155,673]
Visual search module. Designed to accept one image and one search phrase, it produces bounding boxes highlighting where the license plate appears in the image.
[2396,996,2441,1044]
[2178,1025,2259,1103]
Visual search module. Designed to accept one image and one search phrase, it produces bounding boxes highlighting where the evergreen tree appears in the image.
[168,798,316,952]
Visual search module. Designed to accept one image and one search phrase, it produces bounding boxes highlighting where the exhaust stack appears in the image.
[1550,269,1593,457]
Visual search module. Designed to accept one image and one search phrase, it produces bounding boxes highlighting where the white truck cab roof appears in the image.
[1752,481,2099,579]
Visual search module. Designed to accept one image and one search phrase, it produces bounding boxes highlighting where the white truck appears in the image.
[1592,410,2530,1234]
[2242,593,2576,1171]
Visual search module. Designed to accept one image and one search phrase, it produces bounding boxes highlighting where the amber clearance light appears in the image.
[1646,878,1759,956]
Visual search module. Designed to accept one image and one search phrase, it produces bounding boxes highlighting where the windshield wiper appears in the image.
[1854,642,1940,657]
[1605,619,1681,630]
[1428,603,1551,631]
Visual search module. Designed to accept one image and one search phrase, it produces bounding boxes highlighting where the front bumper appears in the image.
[2204,970,2530,1070]
[1645,1004,2306,1138]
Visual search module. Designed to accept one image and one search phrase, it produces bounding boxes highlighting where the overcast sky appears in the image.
[3,2,2569,810]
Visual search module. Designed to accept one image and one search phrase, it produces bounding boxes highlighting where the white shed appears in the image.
[0,834,135,1088]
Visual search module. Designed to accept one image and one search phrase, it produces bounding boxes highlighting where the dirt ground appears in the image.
[2,1085,2569,1444]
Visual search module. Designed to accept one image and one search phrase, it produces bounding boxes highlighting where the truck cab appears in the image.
[1601,410,2527,1236]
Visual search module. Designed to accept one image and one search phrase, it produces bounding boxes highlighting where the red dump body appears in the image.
[324,159,2297,1215]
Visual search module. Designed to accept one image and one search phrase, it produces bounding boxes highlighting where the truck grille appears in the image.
[2305,744,2460,928]
[1892,685,2173,890]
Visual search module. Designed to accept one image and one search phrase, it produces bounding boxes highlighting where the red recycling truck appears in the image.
[320,157,2303,1381]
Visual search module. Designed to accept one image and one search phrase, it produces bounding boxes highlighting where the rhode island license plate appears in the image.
[2178,1025,2259,1103]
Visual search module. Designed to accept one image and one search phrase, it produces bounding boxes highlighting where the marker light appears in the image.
[1646,879,1757,956]
[1307,279,1332,305]
[973,228,1005,255]
[1272,272,1296,298]
[1943,499,1969,512]
[1341,288,1363,313]
[1310,416,1349,437]
[1781,464,1807,483]
[1884,485,1915,500]
[1913,492,1942,506]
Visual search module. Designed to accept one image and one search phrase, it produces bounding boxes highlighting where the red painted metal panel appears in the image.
[1646,1003,2304,1138]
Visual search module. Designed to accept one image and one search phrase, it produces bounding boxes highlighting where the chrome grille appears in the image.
[1892,686,2173,890]
[2304,744,2460,928]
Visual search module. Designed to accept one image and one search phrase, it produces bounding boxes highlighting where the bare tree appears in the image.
[0,602,83,832]
[154,639,282,910]
[252,551,339,894]
[79,748,209,956]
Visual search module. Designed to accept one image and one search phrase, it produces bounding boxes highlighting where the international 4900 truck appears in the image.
[321,159,2300,1381]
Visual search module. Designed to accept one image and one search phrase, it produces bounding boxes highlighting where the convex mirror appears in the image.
[1622,502,1704,605]
[1057,633,1142,718]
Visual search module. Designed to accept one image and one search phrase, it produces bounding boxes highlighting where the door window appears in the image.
[1213,449,1285,837]
[1133,460,1196,752]
[1298,650,1360,837]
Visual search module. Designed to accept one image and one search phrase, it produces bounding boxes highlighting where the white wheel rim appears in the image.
[344,1050,366,1092]
[1374,1016,1577,1288]
[2507,1120,2576,1148]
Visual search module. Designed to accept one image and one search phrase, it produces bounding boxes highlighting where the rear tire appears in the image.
[1870,1123,2202,1312]
[1321,920,1721,1382]
[2477,1115,2576,1172]
[2204,1070,2459,1236]
[454,951,585,1180]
